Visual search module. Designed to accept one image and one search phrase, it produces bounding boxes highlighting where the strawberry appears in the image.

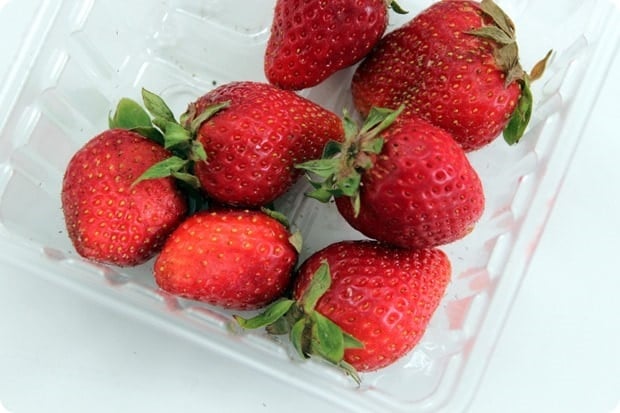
[189,81,345,207]
[235,240,451,380]
[265,0,407,90]
[154,208,301,310]
[351,0,551,151]
[133,82,344,208]
[298,107,485,250]
[61,128,188,266]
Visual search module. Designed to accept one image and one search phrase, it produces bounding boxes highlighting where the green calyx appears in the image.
[467,0,553,146]
[233,261,364,384]
[109,88,229,209]
[295,105,403,217]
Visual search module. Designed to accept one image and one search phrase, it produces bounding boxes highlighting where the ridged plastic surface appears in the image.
[0,0,618,411]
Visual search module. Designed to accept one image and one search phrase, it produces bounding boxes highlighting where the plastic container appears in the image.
[0,0,618,411]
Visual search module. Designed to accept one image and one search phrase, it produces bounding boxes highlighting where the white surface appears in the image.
[1,0,619,412]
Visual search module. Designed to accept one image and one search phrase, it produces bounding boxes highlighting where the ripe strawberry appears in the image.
[61,128,188,266]
[154,208,301,310]
[235,240,451,379]
[265,0,407,90]
[298,107,485,250]
[189,81,344,207]
[133,83,344,208]
[351,0,551,151]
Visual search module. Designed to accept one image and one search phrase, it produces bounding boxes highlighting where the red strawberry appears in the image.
[235,240,451,379]
[61,128,188,266]
[265,0,407,90]
[189,81,344,207]
[351,0,551,151]
[154,208,300,310]
[298,107,485,250]
[133,83,344,208]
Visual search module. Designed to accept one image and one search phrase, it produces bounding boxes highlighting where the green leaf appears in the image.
[299,261,331,314]
[109,98,153,130]
[290,318,310,359]
[467,26,515,45]
[360,106,394,134]
[188,101,231,134]
[343,332,364,350]
[310,312,345,364]
[493,42,527,87]
[130,126,164,145]
[152,116,169,132]
[360,137,384,155]
[179,103,197,129]
[352,192,362,218]
[141,88,176,124]
[389,0,408,14]
[479,0,515,37]
[322,140,343,158]
[163,121,192,150]
[233,298,295,330]
[295,158,339,179]
[288,231,303,254]
[260,207,290,227]
[342,111,359,141]
[503,78,533,145]
[171,171,201,189]
[305,184,335,203]
[337,172,361,198]
[108,98,166,143]
[265,316,292,335]
[132,156,189,186]
[190,141,208,162]
[360,105,403,136]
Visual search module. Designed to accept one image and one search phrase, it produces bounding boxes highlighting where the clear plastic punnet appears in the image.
[0,1,618,411]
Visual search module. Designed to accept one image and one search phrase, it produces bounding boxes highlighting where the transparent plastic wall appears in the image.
[0,0,618,411]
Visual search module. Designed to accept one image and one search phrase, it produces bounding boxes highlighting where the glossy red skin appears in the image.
[293,240,451,372]
[265,0,390,90]
[61,129,188,266]
[192,81,344,207]
[154,209,298,310]
[352,0,521,151]
[336,116,485,249]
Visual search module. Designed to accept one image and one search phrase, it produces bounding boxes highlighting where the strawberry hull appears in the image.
[0,0,617,412]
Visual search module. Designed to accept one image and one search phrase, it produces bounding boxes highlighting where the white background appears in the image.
[1,0,619,412]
